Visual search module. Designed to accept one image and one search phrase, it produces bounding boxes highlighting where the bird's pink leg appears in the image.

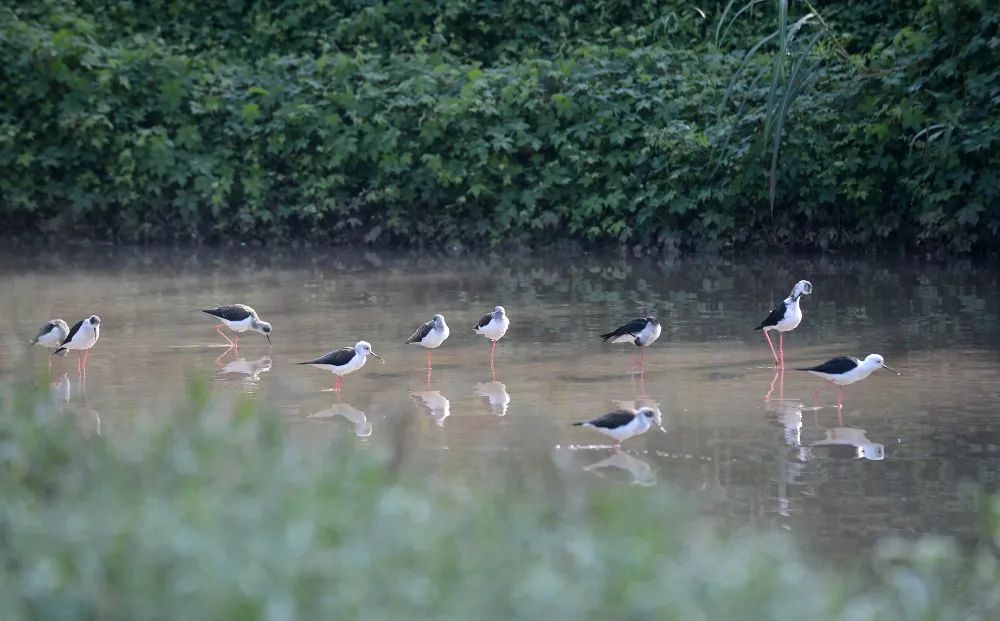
[334,376,342,392]
[215,324,235,347]
[427,349,432,369]
[778,332,785,367]
[640,348,646,368]
[76,353,82,375]
[836,387,844,410]
[763,330,779,367]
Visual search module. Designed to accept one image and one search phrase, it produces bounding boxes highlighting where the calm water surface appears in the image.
[2,247,999,561]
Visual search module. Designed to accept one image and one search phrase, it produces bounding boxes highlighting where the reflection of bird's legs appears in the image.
[629,351,636,375]
[778,332,784,367]
[215,324,235,347]
[426,365,432,386]
[333,376,343,392]
[765,370,779,401]
[837,386,844,411]
[764,330,779,367]
[216,344,236,365]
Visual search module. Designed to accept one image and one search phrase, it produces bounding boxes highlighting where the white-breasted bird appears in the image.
[201,304,272,348]
[571,407,658,448]
[601,316,661,369]
[473,305,509,367]
[298,341,384,392]
[31,319,70,364]
[755,280,813,367]
[54,315,101,375]
[406,313,450,368]
[797,354,900,408]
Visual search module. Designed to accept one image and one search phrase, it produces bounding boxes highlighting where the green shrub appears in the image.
[0,1,997,251]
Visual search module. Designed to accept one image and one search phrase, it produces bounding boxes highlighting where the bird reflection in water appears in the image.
[49,372,71,403]
[307,402,373,438]
[474,381,510,416]
[805,425,885,461]
[409,390,451,427]
[216,349,272,382]
[50,373,101,436]
[583,449,657,486]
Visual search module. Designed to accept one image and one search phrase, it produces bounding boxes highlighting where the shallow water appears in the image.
[2,247,999,561]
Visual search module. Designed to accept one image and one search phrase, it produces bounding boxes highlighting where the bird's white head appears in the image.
[356,340,384,362]
[791,280,813,299]
[637,407,658,420]
[253,319,273,345]
[433,313,446,326]
[493,306,506,319]
[863,354,899,375]
[88,315,101,326]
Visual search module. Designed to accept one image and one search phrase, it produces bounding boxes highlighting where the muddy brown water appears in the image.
[2,247,998,561]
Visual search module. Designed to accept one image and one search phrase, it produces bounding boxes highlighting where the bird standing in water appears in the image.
[406,313,450,369]
[473,305,509,374]
[755,280,813,367]
[601,316,661,372]
[54,315,101,376]
[201,304,272,349]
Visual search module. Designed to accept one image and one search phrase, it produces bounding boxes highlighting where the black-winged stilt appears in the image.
[54,315,101,375]
[571,407,658,448]
[601,316,661,370]
[31,319,69,367]
[797,354,899,408]
[406,313,450,368]
[473,306,509,371]
[755,280,812,367]
[298,341,384,392]
[201,304,272,348]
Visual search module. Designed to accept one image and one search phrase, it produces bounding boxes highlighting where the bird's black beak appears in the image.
[882,363,900,375]
[265,333,272,347]
[371,351,384,363]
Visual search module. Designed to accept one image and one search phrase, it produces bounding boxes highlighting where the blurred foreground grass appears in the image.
[1,379,998,620]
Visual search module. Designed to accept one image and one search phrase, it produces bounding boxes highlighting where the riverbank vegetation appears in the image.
[1,379,999,618]
[1,1,997,252]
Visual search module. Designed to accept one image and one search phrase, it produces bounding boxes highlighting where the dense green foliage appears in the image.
[1,1,997,251]
[1,379,999,619]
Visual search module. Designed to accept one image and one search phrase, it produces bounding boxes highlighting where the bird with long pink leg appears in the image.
[601,316,661,373]
[798,353,900,409]
[754,279,812,368]
[298,341,383,392]
[54,315,101,376]
[473,305,509,376]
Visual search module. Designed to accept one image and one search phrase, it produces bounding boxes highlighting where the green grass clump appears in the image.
[0,379,998,619]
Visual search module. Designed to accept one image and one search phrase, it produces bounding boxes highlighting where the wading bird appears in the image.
[298,341,384,392]
[755,280,813,367]
[201,304,272,349]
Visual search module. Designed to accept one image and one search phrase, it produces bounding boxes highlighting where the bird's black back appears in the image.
[754,301,787,330]
[407,320,434,344]
[474,313,492,329]
[299,347,355,366]
[574,410,636,429]
[61,319,85,346]
[798,356,860,374]
[202,305,253,322]
[31,321,58,344]
[601,317,647,341]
